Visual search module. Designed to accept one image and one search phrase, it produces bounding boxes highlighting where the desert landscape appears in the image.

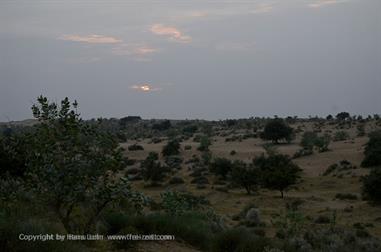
[1,1,380,251]
[1,107,381,251]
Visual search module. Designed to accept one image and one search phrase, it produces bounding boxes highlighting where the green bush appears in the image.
[210,158,233,179]
[361,131,381,167]
[162,139,180,156]
[211,228,273,252]
[333,131,350,141]
[254,154,301,198]
[260,119,294,144]
[362,168,381,203]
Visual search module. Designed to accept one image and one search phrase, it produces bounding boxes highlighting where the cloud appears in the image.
[250,3,274,14]
[111,44,159,56]
[150,24,191,43]
[130,83,161,92]
[60,34,122,44]
[309,0,346,8]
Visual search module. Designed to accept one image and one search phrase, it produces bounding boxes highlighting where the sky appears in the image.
[0,0,380,121]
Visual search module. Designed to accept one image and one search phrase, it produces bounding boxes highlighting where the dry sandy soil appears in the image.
[120,122,381,251]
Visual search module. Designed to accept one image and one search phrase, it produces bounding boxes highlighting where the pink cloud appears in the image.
[111,44,159,56]
[150,24,191,43]
[60,34,122,44]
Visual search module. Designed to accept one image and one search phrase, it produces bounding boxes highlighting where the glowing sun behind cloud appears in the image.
[130,84,161,92]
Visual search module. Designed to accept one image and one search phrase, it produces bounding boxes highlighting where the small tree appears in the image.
[362,168,381,204]
[210,158,233,179]
[197,135,211,152]
[162,139,180,156]
[254,154,301,198]
[361,131,381,167]
[300,131,318,151]
[260,119,294,144]
[141,152,167,185]
[26,96,144,233]
[336,112,350,121]
[314,134,331,152]
[231,161,260,194]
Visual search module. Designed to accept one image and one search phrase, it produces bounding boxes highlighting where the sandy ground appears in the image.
[121,122,381,251]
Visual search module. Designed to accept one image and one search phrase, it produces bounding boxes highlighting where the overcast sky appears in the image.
[1,0,380,121]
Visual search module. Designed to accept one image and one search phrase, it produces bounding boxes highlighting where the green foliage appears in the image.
[314,134,331,152]
[162,139,180,156]
[25,96,144,233]
[300,131,318,150]
[197,135,211,152]
[261,119,294,144]
[141,152,168,184]
[362,168,381,203]
[210,158,233,179]
[300,131,330,153]
[361,130,381,167]
[0,132,28,178]
[272,208,305,239]
[230,161,260,194]
[333,131,350,141]
[211,228,273,252]
[182,124,198,135]
[160,191,209,216]
[336,112,350,121]
[152,120,171,131]
[254,154,301,198]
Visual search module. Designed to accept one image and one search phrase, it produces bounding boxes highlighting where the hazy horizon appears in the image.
[1,0,380,121]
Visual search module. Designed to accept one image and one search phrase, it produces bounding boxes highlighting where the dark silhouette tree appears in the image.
[254,154,301,198]
[25,96,143,233]
[231,161,260,194]
[361,130,381,167]
[162,139,180,156]
[336,112,350,121]
[363,168,381,204]
[260,119,294,144]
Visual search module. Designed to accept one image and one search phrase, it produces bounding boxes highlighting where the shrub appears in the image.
[197,135,211,152]
[314,134,331,152]
[141,152,168,184]
[362,168,381,203]
[164,155,183,170]
[152,120,171,131]
[210,158,233,179]
[254,154,301,198]
[128,143,144,151]
[230,150,237,156]
[361,130,381,167]
[0,132,28,178]
[333,131,350,141]
[160,191,209,216]
[300,131,318,150]
[260,119,294,144]
[162,139,180,156]
[230,161,260,194]
[212,228,273,252]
